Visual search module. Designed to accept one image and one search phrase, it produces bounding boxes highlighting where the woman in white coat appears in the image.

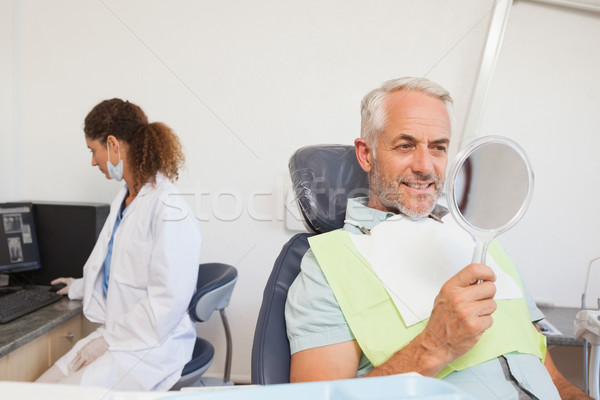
[36,99,202,391]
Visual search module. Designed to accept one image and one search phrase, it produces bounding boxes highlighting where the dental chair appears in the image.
[251,144,369,384]
[575,256,600,399]
[172,262,238,390]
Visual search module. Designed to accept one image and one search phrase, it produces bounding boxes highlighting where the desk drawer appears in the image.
[49,315,84,365]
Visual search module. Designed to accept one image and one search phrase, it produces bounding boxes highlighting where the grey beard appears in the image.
[371,166,442,218]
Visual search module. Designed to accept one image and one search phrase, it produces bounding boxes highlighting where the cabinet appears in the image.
[0,329,48,381]
[0,298,100,382]
[0,313,98,382]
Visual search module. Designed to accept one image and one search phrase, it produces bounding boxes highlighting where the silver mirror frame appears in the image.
[446,135,534,263]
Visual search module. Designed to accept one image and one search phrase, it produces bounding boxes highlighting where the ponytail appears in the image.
[129,122,185,192]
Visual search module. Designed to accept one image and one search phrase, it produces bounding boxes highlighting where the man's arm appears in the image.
[543,344,592,399]
[290,340,362,382]
[290,263,497,382]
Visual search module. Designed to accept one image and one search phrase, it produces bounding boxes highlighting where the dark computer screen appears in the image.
[0,203,41,274]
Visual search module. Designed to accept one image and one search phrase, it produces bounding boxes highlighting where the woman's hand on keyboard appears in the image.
[50,277,74,295]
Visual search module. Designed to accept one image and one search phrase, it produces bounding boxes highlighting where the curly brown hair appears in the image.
[84,99,184,193]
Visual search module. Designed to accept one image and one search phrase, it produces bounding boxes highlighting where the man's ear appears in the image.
[355,138,374,173]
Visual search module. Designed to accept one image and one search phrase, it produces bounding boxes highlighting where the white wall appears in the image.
[3,0,498,382]
[479,1,600,308]
[0,1,16,198]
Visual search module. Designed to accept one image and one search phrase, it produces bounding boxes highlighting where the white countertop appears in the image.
[0,374,475,400]
[0,382,241,400]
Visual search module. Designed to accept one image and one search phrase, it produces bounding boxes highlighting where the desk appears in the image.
[539,306,586,390]
[539,305,584,346]
[0,297,97,382]
[539,307,583,347]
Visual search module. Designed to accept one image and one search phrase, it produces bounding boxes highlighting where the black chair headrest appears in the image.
[289,145,369,234]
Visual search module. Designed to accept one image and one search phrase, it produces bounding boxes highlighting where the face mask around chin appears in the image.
[106,141,124,181]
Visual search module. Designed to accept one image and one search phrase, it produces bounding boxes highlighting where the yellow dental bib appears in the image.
[308,230,546,379]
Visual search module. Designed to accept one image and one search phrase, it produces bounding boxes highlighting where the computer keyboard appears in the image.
[0,286,62,323]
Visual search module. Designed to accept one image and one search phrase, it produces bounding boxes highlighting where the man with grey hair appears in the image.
[285,77,589,399]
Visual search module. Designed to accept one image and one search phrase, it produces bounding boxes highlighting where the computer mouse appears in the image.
[49,282,67,293]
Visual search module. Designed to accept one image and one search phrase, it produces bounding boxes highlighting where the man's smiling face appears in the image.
[368,90,451,217]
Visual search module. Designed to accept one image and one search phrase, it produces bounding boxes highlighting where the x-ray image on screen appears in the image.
[0,204,41,274]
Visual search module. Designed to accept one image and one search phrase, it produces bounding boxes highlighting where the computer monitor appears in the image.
[27,201,109,285]
[0,203,41,274]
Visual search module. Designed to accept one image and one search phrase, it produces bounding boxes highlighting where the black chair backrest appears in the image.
[251,233,311,384]
[251,145,369,384]
[289,144,369,233]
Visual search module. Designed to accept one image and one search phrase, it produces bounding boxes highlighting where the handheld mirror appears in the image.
[446,135,534,264]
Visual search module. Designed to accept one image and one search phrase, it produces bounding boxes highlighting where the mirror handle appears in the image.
[472,237,491,265]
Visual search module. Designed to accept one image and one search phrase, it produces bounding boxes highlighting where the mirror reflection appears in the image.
[447,136,534,263]
[454,141,530,230]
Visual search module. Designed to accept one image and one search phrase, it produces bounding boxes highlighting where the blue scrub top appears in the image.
[102,201,128,294]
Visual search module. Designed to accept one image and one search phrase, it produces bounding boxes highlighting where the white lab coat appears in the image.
[58,174,202,391]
